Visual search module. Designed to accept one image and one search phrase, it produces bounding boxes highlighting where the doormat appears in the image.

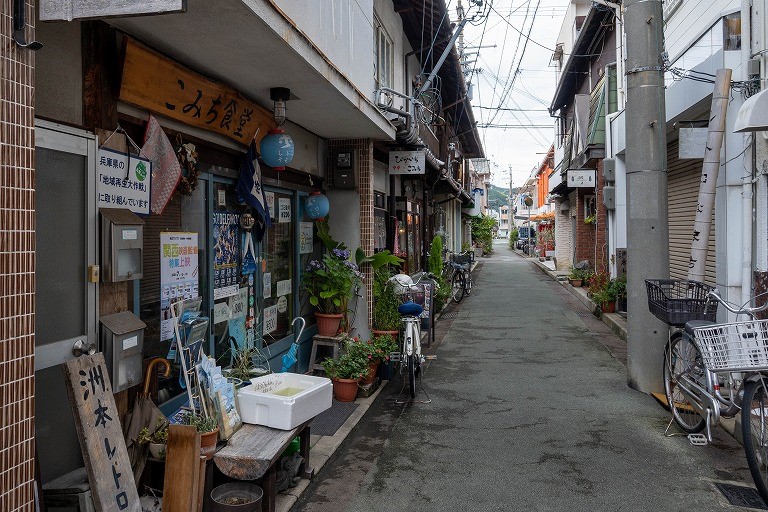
[714,482,767,509]
[310,400,358,436]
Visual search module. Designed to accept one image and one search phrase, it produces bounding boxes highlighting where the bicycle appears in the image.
[388,272,433,401]
[646,279,768,501]
[447,251,473,303]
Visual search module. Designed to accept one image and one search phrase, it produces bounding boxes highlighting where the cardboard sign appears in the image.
[63,353,140,512]
[97,148,152,214]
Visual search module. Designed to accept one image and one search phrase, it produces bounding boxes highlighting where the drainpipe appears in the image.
[742,0,754,307]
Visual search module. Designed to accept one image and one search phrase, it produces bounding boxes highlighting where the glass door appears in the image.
[262,188,295,345]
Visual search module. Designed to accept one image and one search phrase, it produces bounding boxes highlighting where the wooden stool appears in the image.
[43,467,95,512]
[307,334,346,374]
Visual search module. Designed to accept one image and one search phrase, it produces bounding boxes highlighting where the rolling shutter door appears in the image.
[667,139,716,285]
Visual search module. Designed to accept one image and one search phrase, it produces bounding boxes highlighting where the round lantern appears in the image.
[260,129,295,170]
[305,191,330,221]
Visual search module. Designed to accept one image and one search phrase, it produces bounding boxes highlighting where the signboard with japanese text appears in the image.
[300,222,314,254]
[389,150,425,175]
[278,198,291,223]
[263,273,272,299]
[213,211,240,300]
[41,0,186,21]
[119,39,276,145]
[265,192,275,220]
[264,305,278,334]
[567,169,596,188]
[63,353,140,512]
[160,233,199,341]
[276,279,291,297]
[97,148,152,214]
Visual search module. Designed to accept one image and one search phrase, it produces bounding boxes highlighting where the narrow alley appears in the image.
[293,244,756,512]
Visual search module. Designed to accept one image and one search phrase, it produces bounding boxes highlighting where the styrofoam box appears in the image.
[237,373,332,430]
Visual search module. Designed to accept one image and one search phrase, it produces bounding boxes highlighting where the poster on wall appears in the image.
[97,147,152,214]
[278,198,291,223]
[264,305,278,334]
[276,279,291,297]
[265,192,275,220]
[263,272,272,299]
[160,232,199,341]
[300,222,314,254]
[213,211,241,300]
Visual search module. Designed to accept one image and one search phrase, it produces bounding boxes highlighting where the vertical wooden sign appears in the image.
[63,353,141,512]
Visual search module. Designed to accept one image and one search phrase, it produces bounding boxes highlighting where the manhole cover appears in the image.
[714,482,767,509]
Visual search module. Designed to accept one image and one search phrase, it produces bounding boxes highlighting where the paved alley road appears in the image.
[293,245,755,511]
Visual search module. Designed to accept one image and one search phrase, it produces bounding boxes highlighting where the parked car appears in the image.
[515,227,536,250]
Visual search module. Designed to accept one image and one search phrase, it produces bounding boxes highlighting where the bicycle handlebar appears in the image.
[705,289,768,319]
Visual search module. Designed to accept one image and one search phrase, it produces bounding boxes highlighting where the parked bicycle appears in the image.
[646,279,768,501]
[446,251,473,303]
[388,272,433,401]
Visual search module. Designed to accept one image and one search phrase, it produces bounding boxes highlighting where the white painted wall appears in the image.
[664,0,739,63]
[273,0,376,97]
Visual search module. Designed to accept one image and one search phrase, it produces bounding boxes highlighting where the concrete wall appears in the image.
[664,0,739,63]
[35,20,83,126]
[284,122,324,177]
[554,198,574,271]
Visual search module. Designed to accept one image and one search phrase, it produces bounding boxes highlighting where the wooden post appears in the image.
[688,68,732,282]
[162,425,201,512]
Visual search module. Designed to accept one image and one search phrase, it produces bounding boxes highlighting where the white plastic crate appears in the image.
[237,373,332,430]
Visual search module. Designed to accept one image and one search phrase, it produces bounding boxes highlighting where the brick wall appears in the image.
[0,1,36,510]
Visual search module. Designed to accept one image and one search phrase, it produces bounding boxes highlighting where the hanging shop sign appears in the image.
[265,192,276,218]
[300,222,314,254]
[41,0,186,21]
[389,150,425,175]
[160,232,199,341]
[566,169,596,188]
[120,39,276,145]
[213,211,241,300]
[63,353,140,512]
[97,148,152,214]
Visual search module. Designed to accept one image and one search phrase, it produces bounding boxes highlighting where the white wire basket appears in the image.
[693,319,768,372]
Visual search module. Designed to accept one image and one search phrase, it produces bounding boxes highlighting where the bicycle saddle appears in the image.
[398,301,423,316]
[685,319,715,337]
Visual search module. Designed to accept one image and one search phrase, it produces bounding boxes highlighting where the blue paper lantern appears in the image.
[305,191,330,221]
[260,129,295,170]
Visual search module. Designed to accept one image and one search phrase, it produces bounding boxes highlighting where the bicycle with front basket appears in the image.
[646,279,768,500]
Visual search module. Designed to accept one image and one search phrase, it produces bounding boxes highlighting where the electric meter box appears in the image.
[602,158,616,182]
[603,186,616,210]
[100,311,146,393]
[100,208,144,282]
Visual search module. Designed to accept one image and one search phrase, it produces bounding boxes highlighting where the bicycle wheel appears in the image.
[465,272,472,295]
[663,332,705,433]
[743,378,768,503]
[451,271,465,303]
[407,353,417,398]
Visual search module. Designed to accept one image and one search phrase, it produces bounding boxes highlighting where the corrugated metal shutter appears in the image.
[667,138,716,285]
[141,195,183,306]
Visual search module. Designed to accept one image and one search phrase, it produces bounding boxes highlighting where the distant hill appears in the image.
[487,184,512,209]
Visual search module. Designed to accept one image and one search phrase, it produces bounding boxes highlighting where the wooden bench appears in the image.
[213,421,313,512]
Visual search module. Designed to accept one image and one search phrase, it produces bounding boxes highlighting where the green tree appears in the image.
[470,215,497,255]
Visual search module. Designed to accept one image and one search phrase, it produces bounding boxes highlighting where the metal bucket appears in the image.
[210,482,263,512]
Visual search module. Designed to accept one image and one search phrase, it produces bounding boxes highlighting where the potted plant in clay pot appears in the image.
[347,337,381,386]
[567,267,584,287]
[137,417,169,460]
[302,249,363,336]
[183,413,219,454]
[321,341,368,402]
[372,267,401,338]
[588,273,617,314]
[372,333,398,381]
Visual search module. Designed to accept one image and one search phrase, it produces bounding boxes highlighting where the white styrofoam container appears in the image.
[237,373,332,430]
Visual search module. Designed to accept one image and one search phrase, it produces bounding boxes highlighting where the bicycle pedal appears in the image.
[688,433,708,446]
[389,352,401,363]
[424,355,438,360]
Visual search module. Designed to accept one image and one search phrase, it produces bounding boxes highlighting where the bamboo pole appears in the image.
[687,68,732,283]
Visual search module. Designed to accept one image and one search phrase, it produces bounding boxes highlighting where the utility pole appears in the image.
[625,0,668,393]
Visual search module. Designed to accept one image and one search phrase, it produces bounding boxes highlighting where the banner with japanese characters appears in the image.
[97,147,152,214]
[213,211,240,300]
[160,232,199,341]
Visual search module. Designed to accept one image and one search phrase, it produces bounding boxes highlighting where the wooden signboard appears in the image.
[40,0,186,21]
[63,353,140,512]
[119,39,276,146]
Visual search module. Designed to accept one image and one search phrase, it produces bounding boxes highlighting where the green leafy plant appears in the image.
[461,242,472,252]
[322,338,369,380]
[372,267,401,332]
[371,334,398,361]
[302,248,363,314]
[584,214,596,225]
[137,418,169,445]
[469,214,497,255]
[587,272,612,303]
[428,236,444,278]
[183,413,218,434]
[611,275,627,300]
[538,227,555,252]
[509,228,519,249]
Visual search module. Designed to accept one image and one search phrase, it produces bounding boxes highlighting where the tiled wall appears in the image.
[0,1,37,510]
[327,139,374,324]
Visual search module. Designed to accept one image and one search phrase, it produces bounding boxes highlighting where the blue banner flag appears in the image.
[237,141,271,240]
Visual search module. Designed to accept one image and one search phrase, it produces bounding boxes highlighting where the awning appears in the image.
[735,89,768,132]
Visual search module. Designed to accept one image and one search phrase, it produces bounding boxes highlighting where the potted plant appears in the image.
[588,273,617,314]
[321,340,368,402]
[372,333,398,380]
[567,267,583,287]
[613,275,627,312]
[302,248,363,336]
[137,417,169,460]
[372,267,401,337]
[347,337,380,386]
[183,413,219,452]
